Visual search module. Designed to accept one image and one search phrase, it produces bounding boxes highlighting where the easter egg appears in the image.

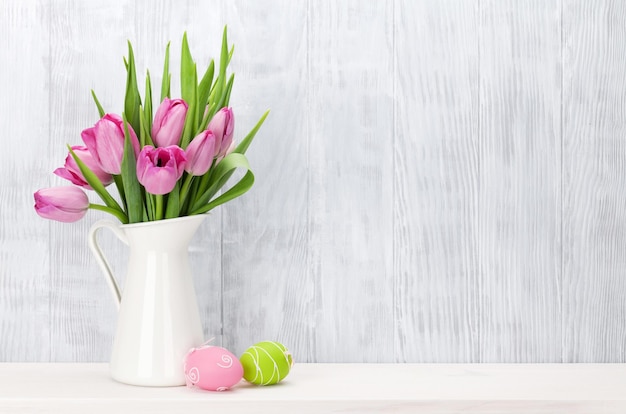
[184,345,243,391]
[240,341,293,385]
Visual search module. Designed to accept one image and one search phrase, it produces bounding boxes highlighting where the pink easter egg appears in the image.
[184,346,243,391]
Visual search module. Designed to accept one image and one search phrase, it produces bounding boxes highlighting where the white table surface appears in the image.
[0,363,625,413]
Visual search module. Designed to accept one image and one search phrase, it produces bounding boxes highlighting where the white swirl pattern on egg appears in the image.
[185,366,200,384]
[216,354,233,369]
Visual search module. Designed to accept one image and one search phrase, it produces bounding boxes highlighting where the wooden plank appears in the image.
[220,2,313,360]
[394,0,480,362]
[4,0,626,365]
[562,0,626,362]
[0,0,51,361]
[48,0,135,361]
[308,0,395,362]
[478,0,562,362]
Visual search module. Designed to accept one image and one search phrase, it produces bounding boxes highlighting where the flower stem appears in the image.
[113,175,127,213]
[155,194,164,220]
[188,160,216,212]
[89,203,128,224]
[179,174,194,212]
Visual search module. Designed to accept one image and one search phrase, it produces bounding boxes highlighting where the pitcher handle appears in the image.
[88,219,129,309]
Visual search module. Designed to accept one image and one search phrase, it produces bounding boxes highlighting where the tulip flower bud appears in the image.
[152,98,188,147]
[215,140,236,165]
[207,107,234,157]
[82,114,140,175]
[136,145,187,195]
[185,130,217,176]
[34,186,90,223]
[54,146,113,189]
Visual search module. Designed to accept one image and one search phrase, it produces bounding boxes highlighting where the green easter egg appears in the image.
[240,341,293,385]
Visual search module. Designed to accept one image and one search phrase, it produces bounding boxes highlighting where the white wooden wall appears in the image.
[1,0,625,363]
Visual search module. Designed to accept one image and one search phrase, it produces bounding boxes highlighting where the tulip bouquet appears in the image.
[34,28,267,224]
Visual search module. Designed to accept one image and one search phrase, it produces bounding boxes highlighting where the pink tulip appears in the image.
[82,114,140,175]
[185,130,217,176]
[34,186,90,223]
[207,107,234,157]
[216,140,236,165]
[152,98,188,147]
[54,146,113,189]
[136,145,187,195]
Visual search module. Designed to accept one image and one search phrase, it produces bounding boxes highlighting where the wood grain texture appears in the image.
[308,0,395,362]
[394,0,480,362]
[562,0,626,362]
[0,0,51,361]
[2,0,626,364]
[220,1,313,360]
[479,0,562,362]
[48,0,135,361]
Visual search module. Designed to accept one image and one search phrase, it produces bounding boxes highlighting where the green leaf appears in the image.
[219,26,229,82]
[180,33,198,148]
[67,145,127,223]
[208,26,230,109]
[206,45,233,104]
[191,111,268,210]
[235,110,270,155]
[218,73,235,109]
[140,105,154,147]
[164,181,180,219]
[178,173,195,213]
[223,74,234,107]
[191,170,254,215]
[121,113,144,223]
[208,76,220,107]
[88,203,128,224]
[124,41,142,136]
[138,105,147,147]
[180,33,195,106]
[90,90,105,118]
[198,60,215,110]
[180,64,197,148]
[144,69,153,136]
[160,42,171,102]
[145,191,155,221]
[189,153,251,212]
[113,175,126,213]
[182,175,201,214]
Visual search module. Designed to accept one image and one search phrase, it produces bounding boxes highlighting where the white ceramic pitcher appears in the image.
[88,214,206,386]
